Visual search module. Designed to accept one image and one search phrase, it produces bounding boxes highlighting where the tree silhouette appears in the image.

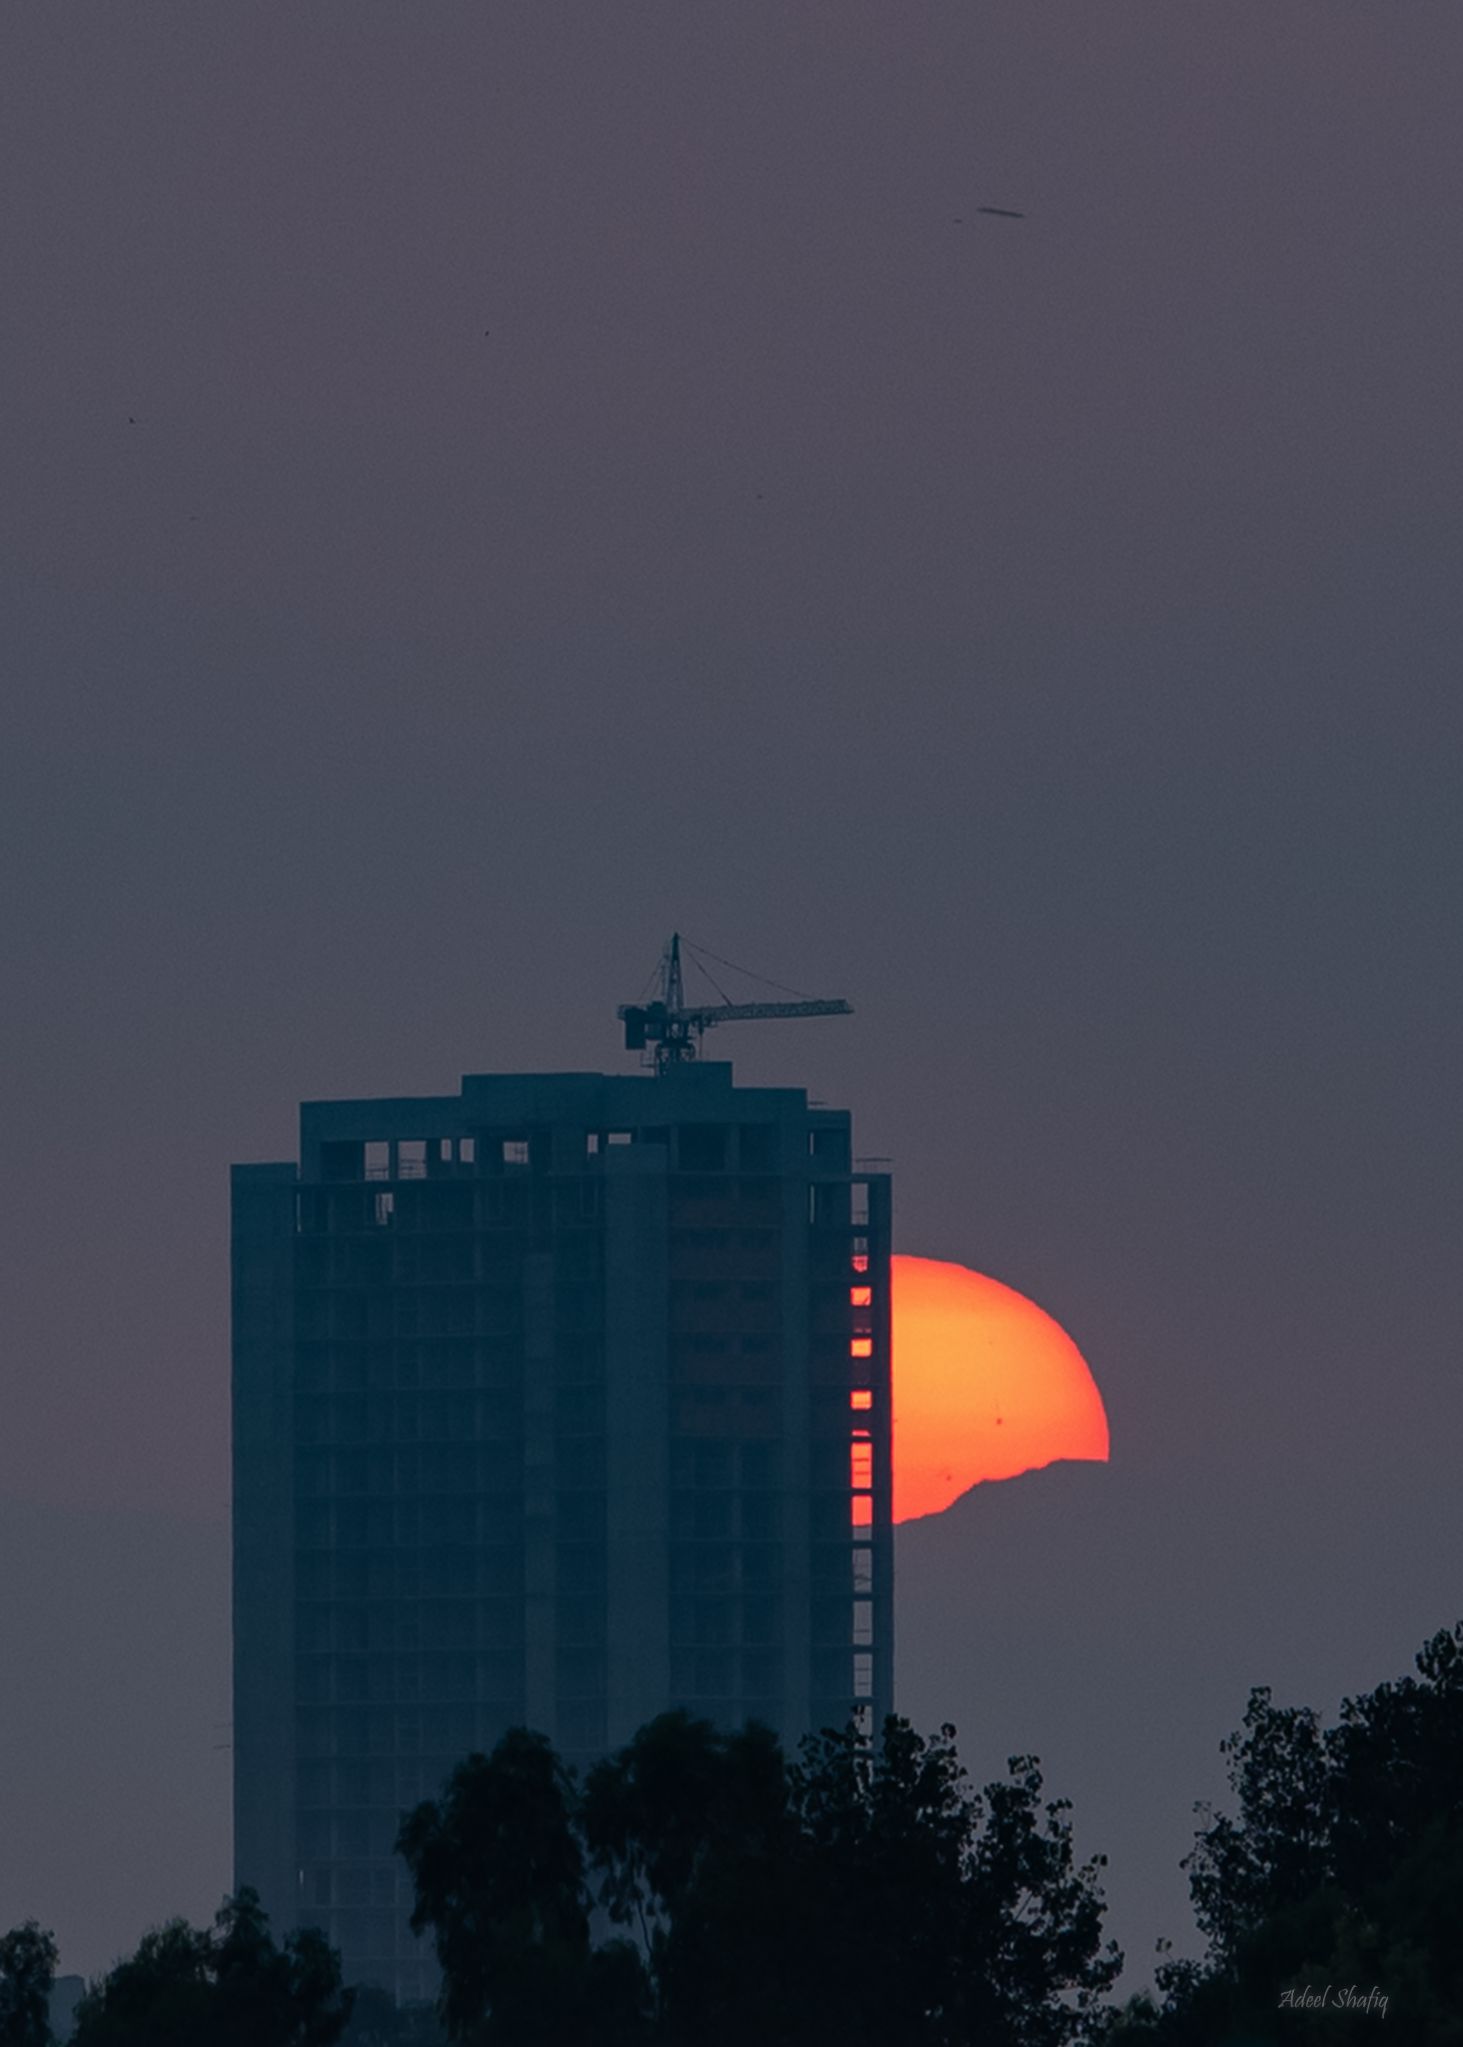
[1108,1620,1463,2044]
[0,1922,58,2047]
[398,1727,648,2047]
[342,1985,447,2045]
[70,1889,351,2047]
[402,1713,1119,2046]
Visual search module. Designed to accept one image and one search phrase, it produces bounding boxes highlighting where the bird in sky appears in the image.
[977,206,1025,219]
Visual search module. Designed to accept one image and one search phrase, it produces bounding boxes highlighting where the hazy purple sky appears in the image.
[4,0,1461,1983]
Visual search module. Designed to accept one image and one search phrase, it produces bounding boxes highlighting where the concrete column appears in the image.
[521,1254,556,1737]
[780,1170,812,1741]
[603,1148,669,1746]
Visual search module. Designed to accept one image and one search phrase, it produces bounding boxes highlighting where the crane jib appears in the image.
[619,938,852,1066]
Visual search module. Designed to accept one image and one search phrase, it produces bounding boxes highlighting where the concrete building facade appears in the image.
[232,1061,892,1998]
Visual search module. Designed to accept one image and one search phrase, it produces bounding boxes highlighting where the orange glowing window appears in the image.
[850,1338,873,1358]
[850,1390,873,1410]
[850,1286,872,1307]
[850,1442,873,1490]
[851,1495,873,1529]
[851,1254,869,1274]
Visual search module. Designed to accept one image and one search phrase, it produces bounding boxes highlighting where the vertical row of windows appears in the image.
[848,1205,879,1726]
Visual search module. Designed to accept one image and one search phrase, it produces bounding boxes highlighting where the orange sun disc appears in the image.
[892,1255,1109,1522]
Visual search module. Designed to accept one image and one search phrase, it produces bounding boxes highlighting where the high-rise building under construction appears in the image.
[232,1010,892,1999]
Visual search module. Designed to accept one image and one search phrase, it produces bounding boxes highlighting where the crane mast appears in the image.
[619,934,851,1072]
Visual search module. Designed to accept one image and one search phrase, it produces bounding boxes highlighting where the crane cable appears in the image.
[679,935,815,1003]
[680,940,735,1008]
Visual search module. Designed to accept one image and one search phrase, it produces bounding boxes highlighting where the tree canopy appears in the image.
[1108,1619,1463,2044]
[70,1889,352,2047]
[399,1713,1120,2047]
[0,1922,58,2047]
[16,1625,1463,2045]
[342,1984,446,2045]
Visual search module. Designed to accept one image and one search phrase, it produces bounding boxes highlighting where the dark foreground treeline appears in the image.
[4,1620,1463,2046]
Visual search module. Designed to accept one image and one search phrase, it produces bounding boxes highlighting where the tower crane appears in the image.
[619,934,851,1072]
